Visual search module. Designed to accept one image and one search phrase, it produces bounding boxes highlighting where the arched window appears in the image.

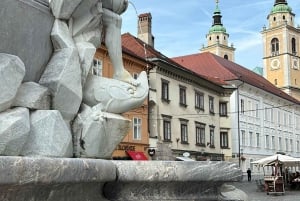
[271,38,279,56]
[292,38,296,54]
[224,55,228,60]
[283,15,286,20]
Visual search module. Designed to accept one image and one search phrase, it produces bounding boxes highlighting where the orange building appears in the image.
[94,43,151,160]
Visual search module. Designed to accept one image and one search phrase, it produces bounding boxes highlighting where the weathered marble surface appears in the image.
[0,156,115,201]
[0,157,247,201]
[104,161,246,201]
[0,0,54,82]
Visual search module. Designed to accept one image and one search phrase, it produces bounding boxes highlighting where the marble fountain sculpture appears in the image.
[0,0,248,200]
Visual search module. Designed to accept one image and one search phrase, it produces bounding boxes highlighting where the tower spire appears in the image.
[212,0,222,26]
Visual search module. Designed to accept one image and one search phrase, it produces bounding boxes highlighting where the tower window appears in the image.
[224,36,226,40]
[217,36,219,40]
[274,79,278,85]
[292,38,296,54]
[273,17,276,21]
[283,15,285,20]
[271,38,279,56]
[209,36,212,41]
[224,55,228,60]
[295,79,297,85]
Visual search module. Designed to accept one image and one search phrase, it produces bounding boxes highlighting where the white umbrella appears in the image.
[251,154,300,167]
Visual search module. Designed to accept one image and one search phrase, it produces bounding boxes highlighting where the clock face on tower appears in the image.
[271,58,280,69]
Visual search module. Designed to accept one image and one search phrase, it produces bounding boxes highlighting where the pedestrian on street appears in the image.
[247,168,252,181]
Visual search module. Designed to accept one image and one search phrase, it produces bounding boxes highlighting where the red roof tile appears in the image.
[172,52,300,104]
[121,33,229,86]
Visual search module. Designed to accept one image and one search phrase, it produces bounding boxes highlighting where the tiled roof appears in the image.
[172,52,300,104]
[121,33,229,86]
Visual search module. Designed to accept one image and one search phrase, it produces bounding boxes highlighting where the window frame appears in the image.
[219,102,228,117]
[92,59,103,76]
[180,119,189,144]
[209,96,214,114]
[220,131,228,148]
[179,85,187,107]
[195,91,204,110]
[162,115,172,141]
[133,117,142,140]
[196,122,206,146]
[209,125,215,148]
[161,79,170,102]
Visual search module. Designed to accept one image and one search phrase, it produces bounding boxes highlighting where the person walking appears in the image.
[247,168,252,181]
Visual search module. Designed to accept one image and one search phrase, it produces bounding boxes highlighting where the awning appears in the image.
[126,151,148,160]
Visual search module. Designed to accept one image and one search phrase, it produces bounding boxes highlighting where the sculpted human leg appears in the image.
[102,1,139,86]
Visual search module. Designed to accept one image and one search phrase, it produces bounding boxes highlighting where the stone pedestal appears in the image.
[0,157,248,201]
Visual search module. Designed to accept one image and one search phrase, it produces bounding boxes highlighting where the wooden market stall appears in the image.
[251,154,300,195]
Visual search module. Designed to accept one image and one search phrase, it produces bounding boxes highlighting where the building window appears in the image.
[219,102,227,116]
[256,133,260,147]
[209,125,215,148]
[93,59,103,76]
[209,96,214,114]
[265,135,270,149]
[220,131,228,148]
[274,79,278,85]
[180,119,188,144]
[195,91,204,110]
[162,115,172,141]
[292,38,296,54]
[279,137,282,151]
[241,130,246,146]
[297,140,300,152]
[133,117,142,140]
[179,86,187,106]
[249,132,253,147]
[240,99,245,114]
[255,103,259,118]
[271,136,275,150]
[161,79,169,102]
[271,38,279,56]
[196,123,206,146]
[290,139,293,152]
[224,55,228,60]
[285,138,289,152]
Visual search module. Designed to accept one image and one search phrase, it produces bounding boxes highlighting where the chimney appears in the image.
[137,13,154,47]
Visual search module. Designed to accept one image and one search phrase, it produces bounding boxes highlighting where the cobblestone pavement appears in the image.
[229,179,300,201]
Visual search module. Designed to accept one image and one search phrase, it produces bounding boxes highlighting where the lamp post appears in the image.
[236,81,244,168]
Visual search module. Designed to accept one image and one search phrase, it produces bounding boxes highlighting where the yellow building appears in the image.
[262,0,300,100]
[94,44,151,160]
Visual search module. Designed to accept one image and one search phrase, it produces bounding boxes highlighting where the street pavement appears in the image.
[229,178,300,201]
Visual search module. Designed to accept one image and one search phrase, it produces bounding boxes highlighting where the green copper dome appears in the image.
[209,25,226,33]
[271,4,292,14]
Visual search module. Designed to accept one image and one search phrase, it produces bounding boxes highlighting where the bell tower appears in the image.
[200,0,235,61]
[262,0,300,100]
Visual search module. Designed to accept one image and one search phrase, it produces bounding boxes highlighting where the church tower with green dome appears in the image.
[200,0,235,61]
[262,0,300,100]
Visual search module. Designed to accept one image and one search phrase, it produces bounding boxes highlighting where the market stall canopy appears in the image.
[251,154,300,167]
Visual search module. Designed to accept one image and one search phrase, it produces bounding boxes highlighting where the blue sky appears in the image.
[121,0,300,70]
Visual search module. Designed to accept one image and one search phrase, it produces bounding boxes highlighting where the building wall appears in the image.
[149,63,233,161]
[229,82,300,172]
[94,46,150,159]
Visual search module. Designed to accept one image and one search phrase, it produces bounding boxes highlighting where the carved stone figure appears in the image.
[0,0,149,158]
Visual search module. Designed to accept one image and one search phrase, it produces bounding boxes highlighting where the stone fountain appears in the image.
[0,0,248,200]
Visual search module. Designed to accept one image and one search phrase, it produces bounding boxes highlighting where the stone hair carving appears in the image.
[0,0,148,158]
